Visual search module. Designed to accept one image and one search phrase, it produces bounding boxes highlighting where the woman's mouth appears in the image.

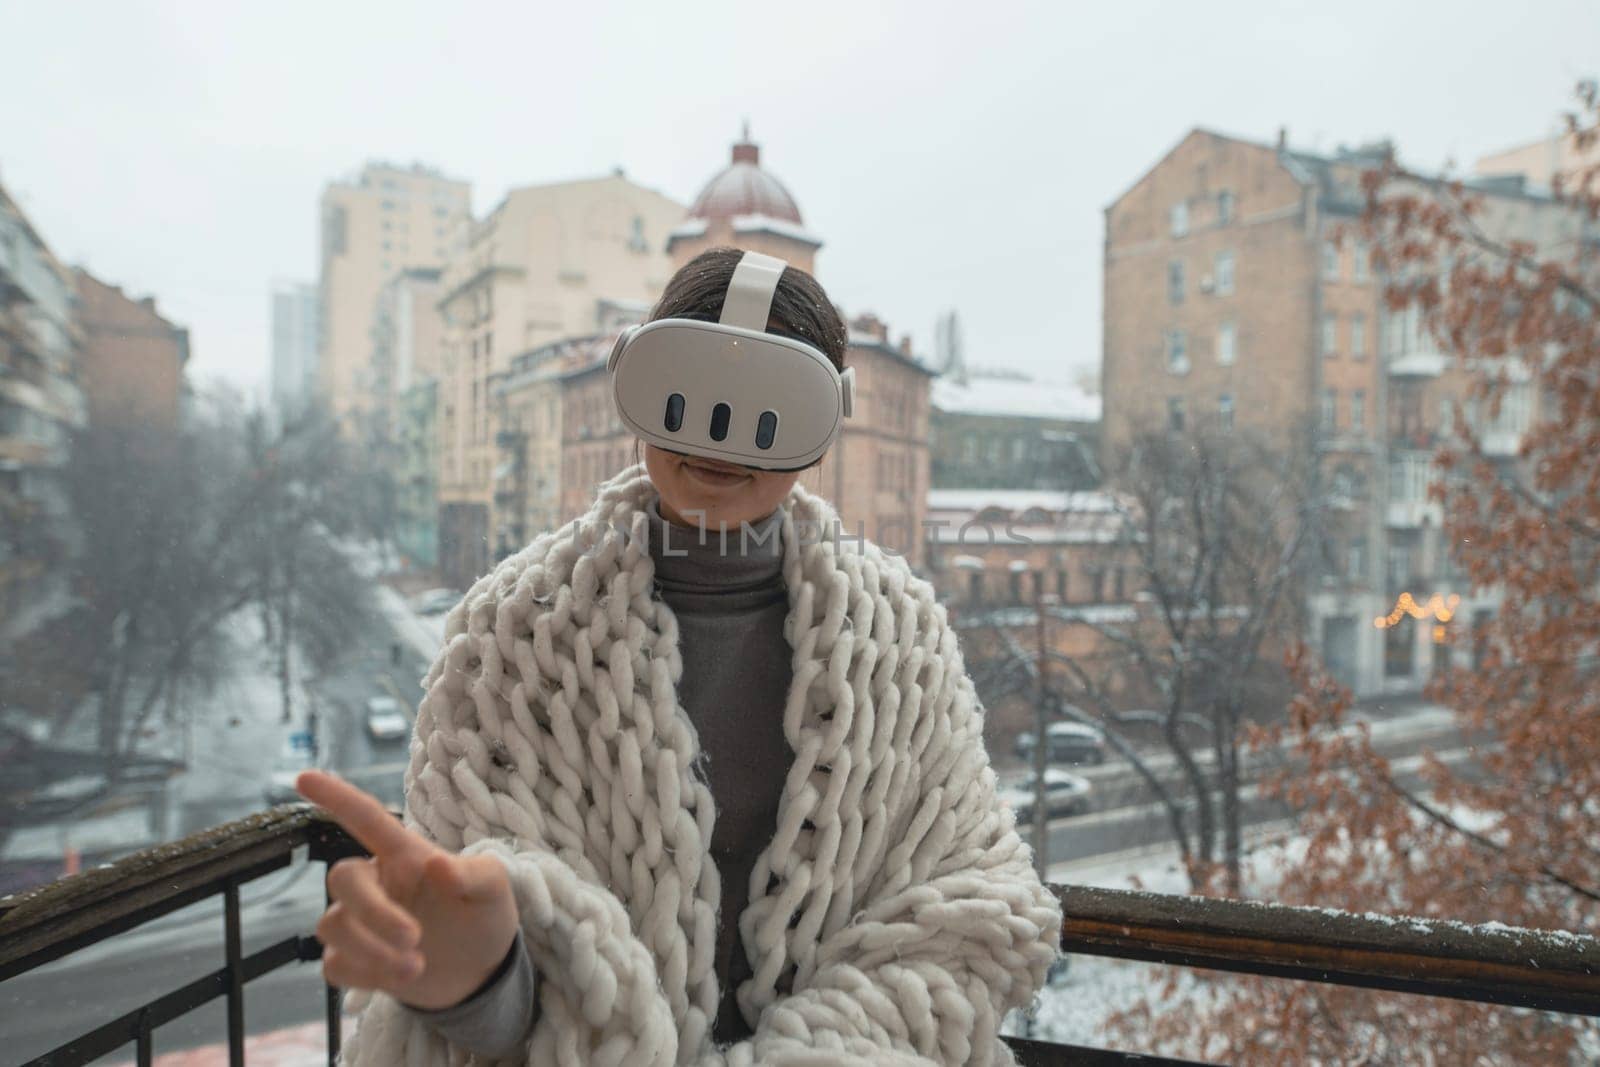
[681,458,752,488]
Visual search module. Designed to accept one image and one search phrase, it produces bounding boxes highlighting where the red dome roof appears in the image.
[687,134,804,224]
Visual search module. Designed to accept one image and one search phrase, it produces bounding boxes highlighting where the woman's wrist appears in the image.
[402,928,522,1014]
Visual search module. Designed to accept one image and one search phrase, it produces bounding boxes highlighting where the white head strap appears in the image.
[718,251,786,331]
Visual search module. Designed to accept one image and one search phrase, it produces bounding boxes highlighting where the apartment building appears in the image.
[270,281,318,420]
[434,172,685,588]
[317,162,470,422]
[1103,128,1585,696]
[0,182,85,637]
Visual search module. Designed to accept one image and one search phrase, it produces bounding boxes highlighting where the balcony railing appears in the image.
[3,806,1596,1066]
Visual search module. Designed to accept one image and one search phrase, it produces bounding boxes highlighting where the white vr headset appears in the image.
[607,250,856,472]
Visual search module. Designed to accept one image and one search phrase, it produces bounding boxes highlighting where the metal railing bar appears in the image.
[135,1007,152,1067]
[1003,1035,1213,1065]
[1004,1036,1203,1062]
[224,880,244,1067]
[323,863,342,1067]
[19,936,309,1067]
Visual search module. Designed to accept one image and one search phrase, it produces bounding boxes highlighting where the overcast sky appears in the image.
[3,1,1595,400]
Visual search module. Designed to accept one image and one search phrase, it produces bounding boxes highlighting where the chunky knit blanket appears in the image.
[338,466,1061,1067]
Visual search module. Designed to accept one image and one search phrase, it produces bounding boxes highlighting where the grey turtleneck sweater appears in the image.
[405,500,794,1056]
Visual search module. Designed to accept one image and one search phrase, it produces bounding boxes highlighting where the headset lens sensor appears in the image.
[755,410,778,449]
[663,393,685,432]
[708,402,731,442]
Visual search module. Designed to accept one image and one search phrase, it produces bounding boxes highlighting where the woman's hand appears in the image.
[295,769,519,1010]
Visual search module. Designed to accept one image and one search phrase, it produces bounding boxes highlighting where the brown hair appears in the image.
[637,248,848,474]
[648,247,848,371]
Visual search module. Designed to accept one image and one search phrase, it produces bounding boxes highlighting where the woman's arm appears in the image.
[338,587,686,1066]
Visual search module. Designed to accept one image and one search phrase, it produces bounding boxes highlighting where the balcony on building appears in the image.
[1384,303,1447,379]
[1386,451,1443,529]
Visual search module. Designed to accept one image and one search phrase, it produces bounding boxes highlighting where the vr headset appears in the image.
[607,250,855,472]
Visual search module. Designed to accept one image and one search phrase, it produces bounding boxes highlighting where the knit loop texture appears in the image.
[337,465,1061,1066]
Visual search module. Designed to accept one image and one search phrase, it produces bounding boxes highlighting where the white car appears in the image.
[998,769,1093,825]
[366,696,411,741]
[409,588,462,615]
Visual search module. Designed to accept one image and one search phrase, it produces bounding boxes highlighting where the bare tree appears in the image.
[962,423,1324,893]
[0,394,375,851]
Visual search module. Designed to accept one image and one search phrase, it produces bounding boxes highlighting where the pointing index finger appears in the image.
[295,769,423,861]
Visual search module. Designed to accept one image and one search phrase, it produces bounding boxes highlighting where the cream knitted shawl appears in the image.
[337,466,1061,1067]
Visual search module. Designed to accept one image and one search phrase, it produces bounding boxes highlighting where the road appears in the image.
[4,623,1473,1062]
[1011,704,1466,867]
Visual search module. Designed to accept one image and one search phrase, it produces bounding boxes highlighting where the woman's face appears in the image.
[644,444,803,530]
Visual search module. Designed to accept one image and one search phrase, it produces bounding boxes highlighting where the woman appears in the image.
[297,248,1062,1066]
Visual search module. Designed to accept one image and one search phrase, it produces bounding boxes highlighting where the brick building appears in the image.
[1102,128,1585,696]
[72,270,188,432]
[923,489,1129,609]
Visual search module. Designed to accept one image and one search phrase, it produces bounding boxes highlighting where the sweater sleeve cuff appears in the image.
[402,926,540,1058]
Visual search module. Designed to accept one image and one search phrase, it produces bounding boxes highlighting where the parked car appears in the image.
[409,588,462,615]
[263,744,314,806]
[997,768,1093,824]
[1014,721,1107,765]
[366,695,411,741]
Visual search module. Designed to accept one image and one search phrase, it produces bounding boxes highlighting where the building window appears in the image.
[1165,330,1189,374]
[1351,313,1367,359]
[1214,250,1235,296]
[1352,388,1366,433]
[1321,313,1338,357]
[1217,189,1235,225]
[1321,387,1337,431]
[1170,201,1190,238]
[1353,240,1371,283]
[1216,319,1237,365]
[1168,260,1185,305]
[1168,396,1187,433]
[1322,239,1341,281]
[1349,537,1367,581]
[1385,619,1415,678]
[1218,392,1235,431]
